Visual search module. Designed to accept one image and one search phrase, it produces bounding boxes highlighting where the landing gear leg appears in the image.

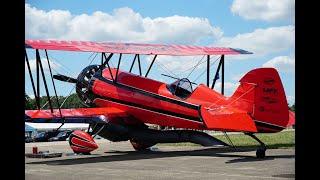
[245,133,266,158]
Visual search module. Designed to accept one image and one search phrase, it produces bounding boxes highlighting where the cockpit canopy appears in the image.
[167,78,194,99]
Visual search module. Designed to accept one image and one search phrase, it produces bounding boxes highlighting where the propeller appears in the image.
[53,65,101,107]
[53,74,78,83]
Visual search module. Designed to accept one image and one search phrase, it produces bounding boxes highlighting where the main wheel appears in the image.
[130,139,155,151]
[256,147,266,158]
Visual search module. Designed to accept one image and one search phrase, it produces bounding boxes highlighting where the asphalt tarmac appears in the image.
[25,140,295,180]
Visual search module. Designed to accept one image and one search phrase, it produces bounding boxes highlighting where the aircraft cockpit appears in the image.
[165,75,195,99]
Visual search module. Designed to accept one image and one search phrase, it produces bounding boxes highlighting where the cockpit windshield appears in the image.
[167,78,194,99]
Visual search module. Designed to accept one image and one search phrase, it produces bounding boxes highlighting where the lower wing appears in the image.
[25,107,127,123]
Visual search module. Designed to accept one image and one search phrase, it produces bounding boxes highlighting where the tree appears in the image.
[25,93,86,109]
[25,93,36,110]
[60,93,86,108]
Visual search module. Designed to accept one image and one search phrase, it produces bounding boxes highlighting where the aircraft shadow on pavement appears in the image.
[27,147,294,165]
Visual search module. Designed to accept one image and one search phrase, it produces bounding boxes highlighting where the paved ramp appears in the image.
[25,140,295,180]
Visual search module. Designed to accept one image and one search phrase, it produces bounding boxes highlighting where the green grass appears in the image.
[158,130,295,149]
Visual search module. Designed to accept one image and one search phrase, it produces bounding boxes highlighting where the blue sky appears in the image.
[25,0,295,105]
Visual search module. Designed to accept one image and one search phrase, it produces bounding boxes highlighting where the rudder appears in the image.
[229,68,289,132]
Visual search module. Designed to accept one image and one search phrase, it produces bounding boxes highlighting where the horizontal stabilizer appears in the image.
[200,106,257,132]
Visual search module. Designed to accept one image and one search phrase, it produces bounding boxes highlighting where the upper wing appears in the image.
[25,40,252,56]
[25,107,127,123]
[200,106,257,132]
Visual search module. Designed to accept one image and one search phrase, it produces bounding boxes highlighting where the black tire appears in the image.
[256,148,266,158]
[130,139,155,151]
[73,151,91,155]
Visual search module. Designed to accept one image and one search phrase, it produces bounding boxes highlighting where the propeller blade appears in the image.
[53,74,78,83]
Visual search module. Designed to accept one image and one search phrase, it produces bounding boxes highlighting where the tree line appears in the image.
[25,93,86,110]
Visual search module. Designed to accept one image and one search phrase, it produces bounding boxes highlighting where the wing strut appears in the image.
[101,53,113,67]
[211,54,225,94]
[115,53,122,82]
[129,54,143,76]
[137,54,142,76]
[207,55,210,86]
[221,55,225,95]
[129,54,138,73]
[102,52,115,81]
[36,49,54,113]
[45,50,64,124]
[145,55,157,77]
[25,49,40,109]
[36,49,40,107]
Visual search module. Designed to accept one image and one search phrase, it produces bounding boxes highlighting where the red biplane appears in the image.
[25,40,295,158]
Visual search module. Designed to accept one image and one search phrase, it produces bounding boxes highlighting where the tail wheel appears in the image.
[256,147,266,158]
[130,139,155,151]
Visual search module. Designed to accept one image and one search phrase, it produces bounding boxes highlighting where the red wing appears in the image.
[25,107,127,122]
[25,40,252,56]
[200,106,257,132]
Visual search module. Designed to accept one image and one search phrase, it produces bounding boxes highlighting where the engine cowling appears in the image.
[76,65,100,106]
[68,130,98,154]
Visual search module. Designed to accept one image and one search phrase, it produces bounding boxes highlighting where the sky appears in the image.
[25,0,295,105]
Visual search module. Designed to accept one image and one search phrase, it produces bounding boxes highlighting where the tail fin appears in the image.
[229,68,289,132]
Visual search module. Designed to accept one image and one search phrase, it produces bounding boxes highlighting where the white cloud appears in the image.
[262,56,295,73]
[231,72,246,81]
[25,58,61,72]
[148,55,207,74]
[25,4,72,39]
[214,82,240,96]
[215,26,294,58]
[231,0,295,22]
[25,4,223,44]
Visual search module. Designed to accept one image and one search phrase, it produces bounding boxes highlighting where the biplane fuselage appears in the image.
[89,67,284,133]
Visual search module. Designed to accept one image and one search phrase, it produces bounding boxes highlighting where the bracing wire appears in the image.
[186,55,206,78]
[155,61,178,78]
[192,56,221,83]
[181,55,217,92]
[175,56,202,77]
